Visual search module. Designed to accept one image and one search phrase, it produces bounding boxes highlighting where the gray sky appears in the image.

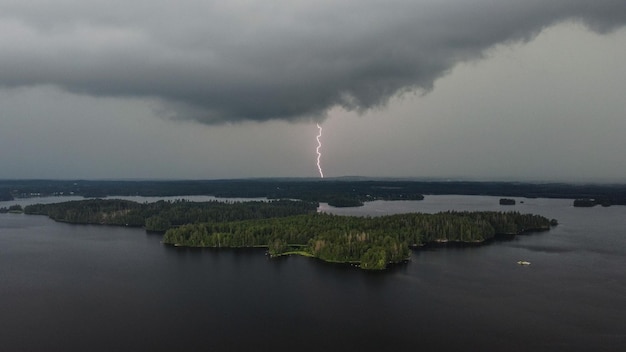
[1,1,625,182]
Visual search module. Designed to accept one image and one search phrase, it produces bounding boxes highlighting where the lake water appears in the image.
[1,196,625,351]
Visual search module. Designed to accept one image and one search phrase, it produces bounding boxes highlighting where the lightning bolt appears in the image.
[316,123,324,178]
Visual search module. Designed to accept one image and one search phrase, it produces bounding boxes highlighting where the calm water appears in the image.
[1,196,625,351]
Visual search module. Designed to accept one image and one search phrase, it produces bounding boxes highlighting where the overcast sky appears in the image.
[1,1,625,182]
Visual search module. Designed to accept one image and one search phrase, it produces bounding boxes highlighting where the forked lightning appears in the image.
[316,124,324,178]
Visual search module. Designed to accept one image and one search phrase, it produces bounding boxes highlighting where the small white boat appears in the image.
[517,260,531,265]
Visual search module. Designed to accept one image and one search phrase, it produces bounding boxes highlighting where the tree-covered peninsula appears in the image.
[23,198,554,270]
[163,211,553,270]
[24,198,318,231]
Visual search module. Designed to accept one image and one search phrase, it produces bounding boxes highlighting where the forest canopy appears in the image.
[24,198,318,231]
[23,198,554,270]
[163,211,553,270]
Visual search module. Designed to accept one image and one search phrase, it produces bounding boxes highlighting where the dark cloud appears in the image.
[1,0,625,124]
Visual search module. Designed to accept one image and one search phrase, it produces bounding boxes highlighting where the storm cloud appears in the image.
[1,1,625,124]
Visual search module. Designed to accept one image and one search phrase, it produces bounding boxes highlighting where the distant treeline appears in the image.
[573,198,613,207]
[163,211,553,270]
[3,179,626,206]
[24,199,318,232]
[0,190,12,201]
[499,198,516,205]
[0,204,23,213]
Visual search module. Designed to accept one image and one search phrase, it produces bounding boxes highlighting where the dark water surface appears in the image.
[1,196,625,351]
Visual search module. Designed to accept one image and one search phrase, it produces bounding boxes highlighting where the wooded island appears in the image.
[23,198,554,270]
